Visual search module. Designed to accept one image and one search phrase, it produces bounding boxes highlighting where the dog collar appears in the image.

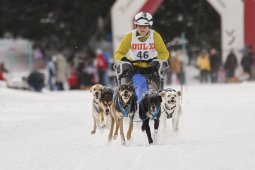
[93,101,100,113]
[149,106,161,120]
[117,96,131,117]
[163,104,176,119]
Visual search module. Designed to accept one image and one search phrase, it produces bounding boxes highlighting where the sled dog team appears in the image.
[90,84,182,145]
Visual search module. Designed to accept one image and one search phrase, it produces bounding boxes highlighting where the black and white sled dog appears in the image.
[108,84,137,145]
[139,90,162,144]
[159,88,182,135]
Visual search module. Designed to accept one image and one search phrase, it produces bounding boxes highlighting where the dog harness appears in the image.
[93,101,101,113]
[149,106,161,120]
[117,96,131,117]
[162,103,176,119]
[139,106,161,122]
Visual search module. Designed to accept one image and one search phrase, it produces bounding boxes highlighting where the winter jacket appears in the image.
[56,54,68,83]
[114,29,169,68]
[196,55,211,71]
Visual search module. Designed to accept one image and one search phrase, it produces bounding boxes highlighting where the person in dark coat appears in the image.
[241,46,254,80]
[27,70,45,92]
[209,48,221,83]
[0,62,8,81]
[224,49,237,79]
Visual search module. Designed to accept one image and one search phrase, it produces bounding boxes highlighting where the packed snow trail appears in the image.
[0,83,255,170]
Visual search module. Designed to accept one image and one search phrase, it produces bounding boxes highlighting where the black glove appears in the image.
[148,59,159,69]
[121,57,131,62]
[147,57,157,64]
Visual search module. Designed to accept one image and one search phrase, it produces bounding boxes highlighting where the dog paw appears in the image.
[126,139,132,146]
[101,123,106,128]
[113,134,118,140]
[121,140,126,145]
[106,141,112,146]
[173,131,179,136]
[154,133,159,144]
[91,130,96,134]
[149,140,153,145]
[126,133,132,140]
[99,128,104,134]
[141,124,145,131]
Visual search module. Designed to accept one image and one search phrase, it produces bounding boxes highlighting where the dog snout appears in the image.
[168,100,175,104]
[124,90,128,96]
[95,92,99,97]
[106,108,109,113]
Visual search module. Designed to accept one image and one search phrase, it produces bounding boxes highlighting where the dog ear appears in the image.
[157,96,162,103]
[100,93,105,100]
[159,91,166,97]
[89,86,93,92]
[143,93,149,99]
[100,85,104,91]
[177,91,182,96]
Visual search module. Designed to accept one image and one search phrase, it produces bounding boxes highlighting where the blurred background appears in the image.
[0,0,254,92]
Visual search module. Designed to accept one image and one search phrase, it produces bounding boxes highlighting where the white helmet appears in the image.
[134,12,153,26]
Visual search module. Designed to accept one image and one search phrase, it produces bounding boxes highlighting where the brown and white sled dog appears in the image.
[90,84,105,134]
[108,84,137,145]
[159,88,182,135]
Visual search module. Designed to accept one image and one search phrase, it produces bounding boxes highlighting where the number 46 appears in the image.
[137,51,149,59]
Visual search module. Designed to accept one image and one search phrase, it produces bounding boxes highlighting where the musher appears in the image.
[114,12,170,103]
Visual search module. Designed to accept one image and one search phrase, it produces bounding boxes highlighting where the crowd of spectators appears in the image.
[1,44,254,91]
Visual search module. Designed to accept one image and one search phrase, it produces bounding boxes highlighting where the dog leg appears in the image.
[105,115,111,129]
[154,118,160,144]
[101,114,106,128]
[144,119,153,144]
[119,119,126,145]
[126,115,134,141]
[91,118,97,134]
[160,115,167,130]
[175,119,179,135]
[154,129,159,144]
[113,119,119,140]
[141,123,145,131]
[108,116,115,142]
[172,119,179,135]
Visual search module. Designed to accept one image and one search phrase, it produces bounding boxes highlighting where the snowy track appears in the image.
[0,83,255,170]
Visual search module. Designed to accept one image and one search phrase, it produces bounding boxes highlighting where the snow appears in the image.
[0,82,255,170]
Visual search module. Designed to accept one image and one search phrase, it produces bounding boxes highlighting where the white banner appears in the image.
[207,0,244,63]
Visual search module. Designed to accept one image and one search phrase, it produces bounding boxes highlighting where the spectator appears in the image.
[209,48,221,83]
[76,53,86,89]
[224,49,237,80]
[27,70,45,92]
[83,58,96,89]
[95,48,108,85]
[55,52,68,91]
[241,46,254,80]
[46,56,56,90]
[196,49,211,83]
[67,61,78,90]
[217,65,226,83]
[169,54,183,84]
[0,62,8,81]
